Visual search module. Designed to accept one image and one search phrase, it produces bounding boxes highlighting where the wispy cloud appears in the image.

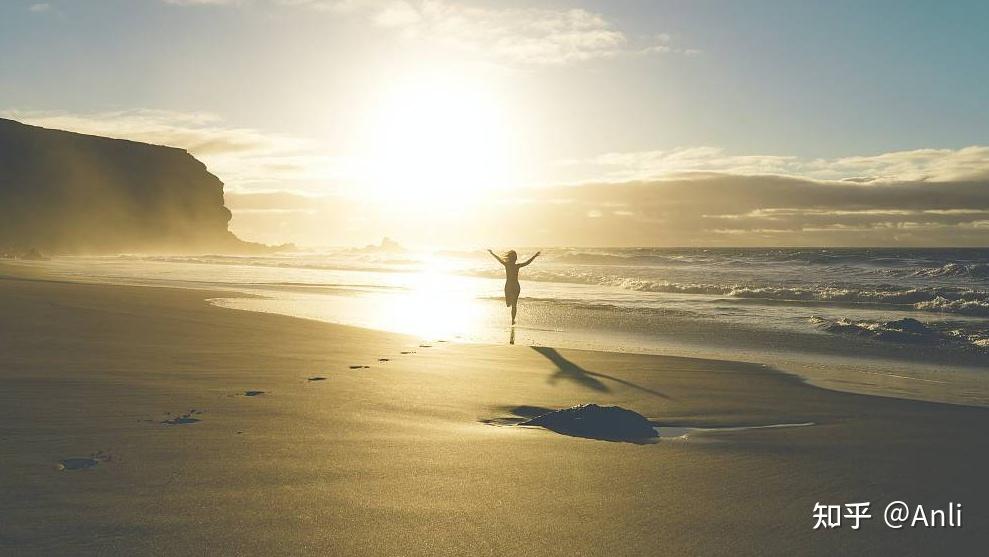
[163,0,691,66]
[1,109,343,193]
[28,3,53,13]
[562,145,989,184]
[507,174,989,246]
[163,0,240,5]
[354,1,642,65]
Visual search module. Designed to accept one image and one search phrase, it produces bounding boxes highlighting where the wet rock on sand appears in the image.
[161,410,202,425]
[521,404,657,442]
[57,451,112,471]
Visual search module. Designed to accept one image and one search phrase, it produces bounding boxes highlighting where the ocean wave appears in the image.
[554,251,696,267]
[810,316,989,352]
[729,286,989,313]
[810,316,939,344]
[730,287,989,316]
[913,296,989,316]
[550,248,915,268]
[910,263,989,279]
[121,251,989,318]
[503,268,989,315]
[555,247,985,267]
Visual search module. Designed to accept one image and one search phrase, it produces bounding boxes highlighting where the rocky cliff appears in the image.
[0,117,261,254]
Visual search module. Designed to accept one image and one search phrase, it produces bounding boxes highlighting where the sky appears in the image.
[2,0,988,247]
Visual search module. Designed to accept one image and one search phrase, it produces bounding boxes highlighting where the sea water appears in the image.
[22,247,989,406]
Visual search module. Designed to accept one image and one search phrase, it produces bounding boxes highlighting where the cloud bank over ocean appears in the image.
[226,173,989,247]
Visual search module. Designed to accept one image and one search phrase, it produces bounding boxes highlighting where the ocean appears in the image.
[24,247,989,406]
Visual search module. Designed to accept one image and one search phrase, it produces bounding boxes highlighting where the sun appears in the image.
[356,75,514,207]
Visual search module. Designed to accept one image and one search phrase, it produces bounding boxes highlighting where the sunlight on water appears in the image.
[363,266,487,339]
[15,249,989,406]
[207,255,510,343]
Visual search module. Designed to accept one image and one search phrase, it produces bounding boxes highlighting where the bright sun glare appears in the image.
[358,76,513,206]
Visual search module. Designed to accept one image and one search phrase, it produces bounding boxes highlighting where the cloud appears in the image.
[1,109,343,193]
[163,0,240,5]
[28,3,53,13]
[366,2,630,65]
[504,174,989,246]
[819,147,989,182]
[562,145,989,184]
[225,173,989,247]
[637,33,701,56]
[162,0,689,66]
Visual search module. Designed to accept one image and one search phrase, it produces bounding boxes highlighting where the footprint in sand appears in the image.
[307,376,327,382]
[400,351,416,355]
[57,450,112,471]
[243,390,265,397]
[419,344,432,348]
[161,409,203,425]
[378,358,390,362]
[349,365,371,369]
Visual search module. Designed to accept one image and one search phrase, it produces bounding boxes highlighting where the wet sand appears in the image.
[0,267,987,555]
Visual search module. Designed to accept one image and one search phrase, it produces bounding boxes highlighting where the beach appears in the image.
[1,265,986,555]
[18,250,989,407]
[4,2,989,553]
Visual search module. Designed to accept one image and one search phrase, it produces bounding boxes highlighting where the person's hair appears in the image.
[506,250,518,262]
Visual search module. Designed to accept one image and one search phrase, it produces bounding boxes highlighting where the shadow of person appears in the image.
[532,346,671,399]
[509,326,516,345]
[533,346,609,391]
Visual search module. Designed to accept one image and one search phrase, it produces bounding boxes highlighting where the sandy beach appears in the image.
[5,3,989,553]
[1,265,986,555]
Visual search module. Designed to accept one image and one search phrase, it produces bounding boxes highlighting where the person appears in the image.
[487,248,541,325]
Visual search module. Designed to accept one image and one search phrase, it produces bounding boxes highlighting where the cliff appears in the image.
[0,117,263,254]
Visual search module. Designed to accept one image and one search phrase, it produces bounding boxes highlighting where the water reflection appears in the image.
[366,267,487,340]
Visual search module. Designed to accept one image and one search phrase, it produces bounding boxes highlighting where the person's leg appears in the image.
[511,303,517,324]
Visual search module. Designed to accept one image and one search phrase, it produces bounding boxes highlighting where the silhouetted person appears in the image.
[487,248,540,325]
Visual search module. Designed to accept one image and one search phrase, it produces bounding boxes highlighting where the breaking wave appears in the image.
[478,267,989,316]
[910,263,989,279]
[811,316,989,352]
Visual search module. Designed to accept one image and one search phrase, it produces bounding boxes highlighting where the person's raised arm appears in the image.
[487,249,506,265]
[518,251,541,267]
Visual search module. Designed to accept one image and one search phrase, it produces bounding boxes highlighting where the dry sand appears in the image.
[1,267,987,555]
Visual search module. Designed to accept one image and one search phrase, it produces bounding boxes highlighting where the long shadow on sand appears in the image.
[532,346,671,400]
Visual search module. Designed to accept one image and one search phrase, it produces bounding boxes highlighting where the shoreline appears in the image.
[213,292,989,408]
[1,267,987,554]
[7,257,987,408]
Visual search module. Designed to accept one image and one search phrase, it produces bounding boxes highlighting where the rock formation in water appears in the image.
[0,117,265,254]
